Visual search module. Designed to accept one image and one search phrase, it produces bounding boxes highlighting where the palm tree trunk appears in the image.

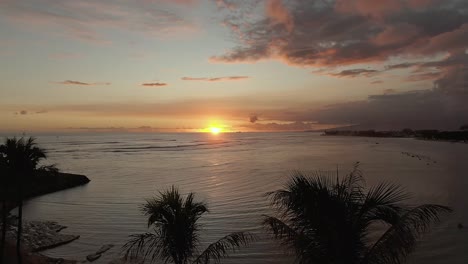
[16,183,22,264]
[1,198,6,264]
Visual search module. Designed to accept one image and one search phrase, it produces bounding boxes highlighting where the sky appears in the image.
[0,0,467,133]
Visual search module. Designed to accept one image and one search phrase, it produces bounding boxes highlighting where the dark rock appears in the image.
[96,244,114,255]
[86,253,102,262]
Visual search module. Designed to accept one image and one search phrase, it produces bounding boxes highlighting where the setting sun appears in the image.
[209,127,222,134]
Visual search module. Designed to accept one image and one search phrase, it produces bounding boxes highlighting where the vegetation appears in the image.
[0,137,48,264]
[263,164,452,264]
[123,186,254,264]
[324,129,468,142]
[0,155,7,264]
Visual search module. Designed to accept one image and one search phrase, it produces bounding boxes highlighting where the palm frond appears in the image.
[359,182,409,226]
[262,215,298,244]
[193,232,255,264]
[123,233,162,263]
[364,204,452,264]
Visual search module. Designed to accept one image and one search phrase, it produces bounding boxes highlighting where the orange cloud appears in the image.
[181,76,249,82]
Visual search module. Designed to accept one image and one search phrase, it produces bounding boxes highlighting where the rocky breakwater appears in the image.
[7,216,80,252]
[24,171,91,201]
[2,171,90,213]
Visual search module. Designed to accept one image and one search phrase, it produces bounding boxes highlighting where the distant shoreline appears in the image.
[322,129,468,143]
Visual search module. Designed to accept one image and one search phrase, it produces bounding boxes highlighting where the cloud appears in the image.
[55,80,111,86]
[242,121,324,131]
[141,82,168,87]
[0,0,197,44]
[265,0,294,32]
[158,0,198,5]
[215,0,238,10]
[311,62,468,130]
[181,76,249,82]
[329,69,380,78]
[249,114,259,123]
[212,0,468,74]
[14,109,48,115]
[383,88,396,94]
[371,80,384,84]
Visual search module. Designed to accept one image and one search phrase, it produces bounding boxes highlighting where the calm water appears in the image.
[14,132,468,263]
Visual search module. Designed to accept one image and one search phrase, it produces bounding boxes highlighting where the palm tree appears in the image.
[0,155,8,264]
[263,163,452,264]
[0,137,46,264]
[123,186,254,264]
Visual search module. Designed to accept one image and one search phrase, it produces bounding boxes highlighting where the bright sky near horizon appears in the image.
[0,0,467,133]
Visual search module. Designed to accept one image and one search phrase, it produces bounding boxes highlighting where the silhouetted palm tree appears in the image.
[263,163,452,264]
[0,155,7,264]
[123,186,254,264]
[0,137,46,264]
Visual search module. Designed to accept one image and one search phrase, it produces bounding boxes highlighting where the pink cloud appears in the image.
[265,0,294,32]
[215,0,237,10]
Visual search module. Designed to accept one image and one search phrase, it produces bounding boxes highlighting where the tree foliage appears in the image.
[123,186,254,264]
[263,163,452,264]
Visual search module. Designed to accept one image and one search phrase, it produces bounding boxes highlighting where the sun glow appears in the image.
[209,127,222,134]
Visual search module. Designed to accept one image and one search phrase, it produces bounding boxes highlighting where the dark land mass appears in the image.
[322,129,468,143]
[2,171,90,264]
[3,171,90,213]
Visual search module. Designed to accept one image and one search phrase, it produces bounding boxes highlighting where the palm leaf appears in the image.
[364,204,452,264]
[123,232,162,263]
[193,232,255,264]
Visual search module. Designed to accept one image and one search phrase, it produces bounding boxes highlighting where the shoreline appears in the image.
[322,130,468,143]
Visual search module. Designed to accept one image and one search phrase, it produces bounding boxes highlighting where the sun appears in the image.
[209,127,222,134]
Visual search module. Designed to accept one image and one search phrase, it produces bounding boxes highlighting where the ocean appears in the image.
[13,132,468,263]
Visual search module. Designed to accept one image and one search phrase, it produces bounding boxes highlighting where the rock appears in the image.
[110,257,143,264]
[458,223,464,229]
[96,244,114,255]
[86,253,102,262]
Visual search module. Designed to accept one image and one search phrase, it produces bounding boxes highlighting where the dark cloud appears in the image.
[311,62,468,129]
[20,110,27,115]
[249,114,259,123]
[213,0,468,72]
[329,69,380,78]
[242,121,333,131]
[141,82,168,87]
[56,80,111,86]
[181,76,249,82]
